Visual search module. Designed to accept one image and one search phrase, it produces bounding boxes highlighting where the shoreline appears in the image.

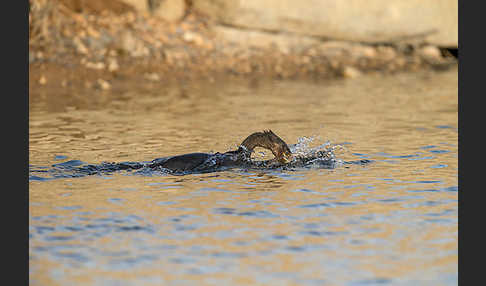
[29,1,457,92]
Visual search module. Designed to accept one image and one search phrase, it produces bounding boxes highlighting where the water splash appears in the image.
[287,135,347,169]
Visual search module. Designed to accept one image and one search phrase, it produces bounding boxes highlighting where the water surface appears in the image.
[29,68,458,285]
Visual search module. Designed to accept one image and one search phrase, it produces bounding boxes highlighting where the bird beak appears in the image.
[281,153,293,163]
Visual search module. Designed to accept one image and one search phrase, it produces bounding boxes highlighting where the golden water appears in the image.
[29,68,457,286]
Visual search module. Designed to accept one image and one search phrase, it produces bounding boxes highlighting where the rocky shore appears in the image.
[29,0,457,91]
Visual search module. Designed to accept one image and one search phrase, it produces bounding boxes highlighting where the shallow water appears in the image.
[29,68,458,286]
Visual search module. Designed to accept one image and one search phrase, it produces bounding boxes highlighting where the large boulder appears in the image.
[120,0,186,21]
[150,0,186,22]
[192,0,457,47]
[119,0,147,12]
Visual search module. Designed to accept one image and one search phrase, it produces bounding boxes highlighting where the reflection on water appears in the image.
[29,68,457,285]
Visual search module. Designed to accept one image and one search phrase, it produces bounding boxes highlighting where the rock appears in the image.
[363,47,377,58]
[97,79,111,90]
[85,62,106,70]
[120,31,149,57]
[193,0,457,47]
[119,0,148,13]
[342,66,361,78]
[39,76,47,85]
[107,58,119,72]
[419,45,442,60]
[86,26,100,38]
[183,32,204,46]
[145,73,160,81]
[352,46,377,59]
[120,0,185,22]
[152,0,186,22]
[73,37,88,55]
[120,32,137,53]
[376,46,397,61]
